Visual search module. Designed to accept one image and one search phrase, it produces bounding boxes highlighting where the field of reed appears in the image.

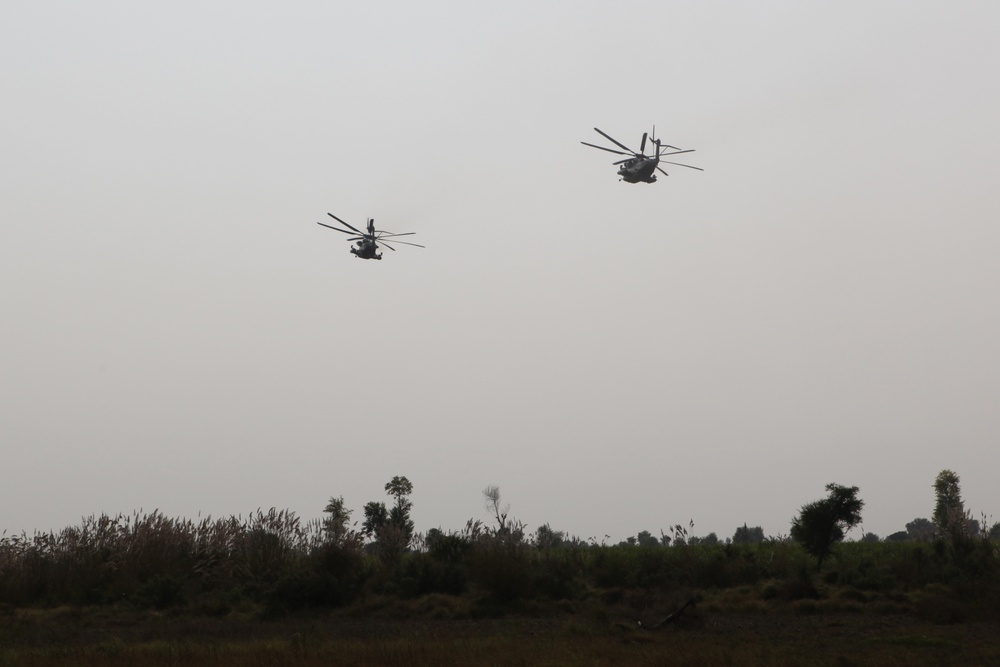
[2,509,999,665]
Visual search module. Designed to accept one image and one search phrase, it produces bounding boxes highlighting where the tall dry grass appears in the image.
[0,509,331,607]
[2,509,999,619]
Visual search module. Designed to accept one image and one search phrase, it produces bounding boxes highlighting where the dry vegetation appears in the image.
[2,510,999,666]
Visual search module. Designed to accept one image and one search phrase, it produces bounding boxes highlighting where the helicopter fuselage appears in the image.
[351,239,382,260]
[618,157,659,183]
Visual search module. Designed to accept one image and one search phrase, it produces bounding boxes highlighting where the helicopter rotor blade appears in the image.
[580,141,632,156]
[379,238,425,249]
[327,212,365,236]
[640,132,647,155]
[659,149,695,157]
[656,166,670,177]
[592,128,636,155]
[317,221,360,235]
[659,160,703,171]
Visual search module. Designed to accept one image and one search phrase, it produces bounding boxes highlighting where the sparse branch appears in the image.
[483,485,509,535]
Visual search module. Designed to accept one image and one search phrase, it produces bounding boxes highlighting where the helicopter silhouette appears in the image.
[581,126,702,183]
[316,213,424,260]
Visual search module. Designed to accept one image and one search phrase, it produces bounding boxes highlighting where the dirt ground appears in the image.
[4,604,1000,666]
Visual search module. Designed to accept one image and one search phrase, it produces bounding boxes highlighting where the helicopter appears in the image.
[316,213,424,260]
[581,126,702,183]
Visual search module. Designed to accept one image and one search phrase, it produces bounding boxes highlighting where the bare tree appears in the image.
[483,485,509,536]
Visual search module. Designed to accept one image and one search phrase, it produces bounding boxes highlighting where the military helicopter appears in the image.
[316,213,424,260]
[581,126,702,183]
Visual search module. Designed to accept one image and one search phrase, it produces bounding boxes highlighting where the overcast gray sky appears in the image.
[3,1,999,543]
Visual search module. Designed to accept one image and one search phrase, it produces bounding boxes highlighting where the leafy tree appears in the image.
[322,496,355,544]
[989,522,1000,541]
[535,523,565,550]
[933,470,965,535]
[385,475,415,546]
[636,530,660,548]
[360,476,416,558]
[362,501,388,538]
[885,530,908,542]
[905,517,935,542]
[790,483,864,569]
[426,527,472,562]
[385,475,413,507]
[860,532,880,543]
[732,524,765,545]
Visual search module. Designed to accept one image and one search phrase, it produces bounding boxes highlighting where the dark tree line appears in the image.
[1,471,998,614]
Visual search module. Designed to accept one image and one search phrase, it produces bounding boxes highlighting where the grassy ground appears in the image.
[3,594,999,667]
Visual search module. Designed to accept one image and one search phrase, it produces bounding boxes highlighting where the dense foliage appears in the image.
[2,507,998,618]
[790,483,864,569]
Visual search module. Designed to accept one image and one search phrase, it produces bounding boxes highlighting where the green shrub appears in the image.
[388,553,467,598]
[535,550,585,600]
[135,574,186,609]
[469,542,532,602]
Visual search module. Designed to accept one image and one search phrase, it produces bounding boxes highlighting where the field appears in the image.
[3,596,1000,666]
[2,512,999,665]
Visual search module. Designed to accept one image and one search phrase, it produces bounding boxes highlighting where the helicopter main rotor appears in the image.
[317,212,424,256]
[581,126,702,178]
[581,127,649,159]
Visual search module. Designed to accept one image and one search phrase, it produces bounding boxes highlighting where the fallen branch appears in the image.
[637,598,696,630]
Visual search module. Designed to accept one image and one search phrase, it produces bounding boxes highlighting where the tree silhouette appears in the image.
[362,501,388,539]
[483,485,509,535]
[790,483,864,569]
[385,475,415,546]
[906,517,935,542]
[732,524,765,545]
[636,530,660,547]
[322,496,356,544]
[535,524,565,550]
[359,477,415,560]
[933,470,965,536]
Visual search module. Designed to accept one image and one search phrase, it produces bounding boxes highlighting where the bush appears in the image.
[470,542,532,603]
[135,574,186,609]
[263,544,368,615]
[388,553,467,598]
[535,550,585,600]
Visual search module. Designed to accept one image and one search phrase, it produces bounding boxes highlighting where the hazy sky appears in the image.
[3,2,999,543]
